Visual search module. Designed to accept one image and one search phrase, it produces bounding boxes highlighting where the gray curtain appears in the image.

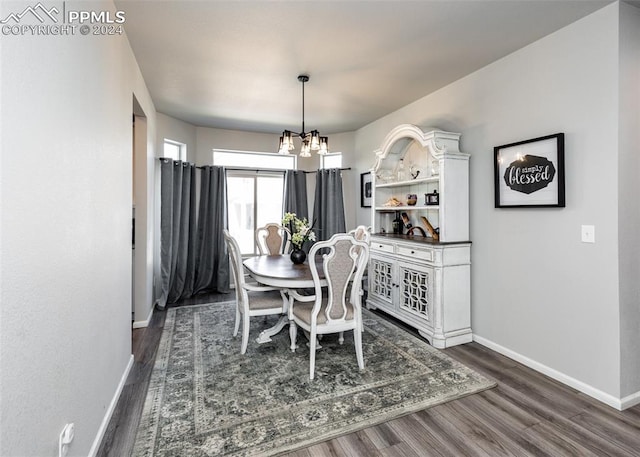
[283,170,309,220]
[159,162,229,309]
[193,166,230,295]
[312,168,346,242]
[158,159,198,309]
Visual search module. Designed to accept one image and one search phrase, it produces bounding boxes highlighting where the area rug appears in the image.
[132,301,495,457]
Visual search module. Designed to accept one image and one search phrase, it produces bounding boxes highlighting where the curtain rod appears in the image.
[222,167,351,174]
[157,159,351,174]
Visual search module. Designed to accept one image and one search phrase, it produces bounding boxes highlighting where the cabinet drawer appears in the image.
[397,245,434,262]
[371,241,395,254]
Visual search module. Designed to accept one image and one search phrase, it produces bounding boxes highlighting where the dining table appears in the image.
[243,254,327,351]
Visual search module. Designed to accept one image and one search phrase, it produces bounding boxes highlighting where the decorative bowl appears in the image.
[406,194,418,206]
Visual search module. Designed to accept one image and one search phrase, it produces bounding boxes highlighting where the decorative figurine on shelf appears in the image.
[401,212,412,229]
[425,190,440,206]
[430,158,440,177]
[420,216,440,241]
[409,164,421,179]
[383,197,402,207]
[396,159,406,181]
[407,226,427,237]
[406,194,417,206]
[392,214,403,234]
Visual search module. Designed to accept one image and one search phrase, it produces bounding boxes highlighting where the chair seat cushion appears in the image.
[293,301,354,325]
[246,290,284,311]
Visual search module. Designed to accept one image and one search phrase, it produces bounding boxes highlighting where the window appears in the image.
[213,149,296,170]
[214,149,294,255]
[320,152,342,169]
[163,139,186,161]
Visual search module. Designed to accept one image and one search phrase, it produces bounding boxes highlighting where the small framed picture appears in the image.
[425,190,439,206]
[361,172,372,208]
[494,133,565,208]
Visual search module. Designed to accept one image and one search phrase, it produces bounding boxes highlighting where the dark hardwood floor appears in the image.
[97,293,640,456]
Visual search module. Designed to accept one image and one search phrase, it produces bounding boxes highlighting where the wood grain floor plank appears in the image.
[582,399,640,430]
[456,392,570,456]
[519,421,605,457]
[411,408,491,457]
[568,408,640,456]
[434,400,537,457]
[378,442,424,457]
[361,422,402,450]
[334,429,382,457]
[475,388,541,430]
[489,382,635,456]
[455,392,552,456]
[409,409,489,457]
[385,415,447,457]
[298,439,347,457]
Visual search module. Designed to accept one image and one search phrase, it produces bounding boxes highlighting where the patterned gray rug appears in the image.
[133,301,495,457]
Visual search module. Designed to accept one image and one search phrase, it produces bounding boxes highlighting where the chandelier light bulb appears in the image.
[318,136,329,155]
[278,136,290,155]
[300,140,311,158]
[310,130,320,150]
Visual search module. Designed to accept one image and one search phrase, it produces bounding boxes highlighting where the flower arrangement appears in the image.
[282,212,316,250]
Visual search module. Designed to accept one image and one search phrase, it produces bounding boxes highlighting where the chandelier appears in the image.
[278,75,329,157]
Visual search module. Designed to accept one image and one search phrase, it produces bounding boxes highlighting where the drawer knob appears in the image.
[411,250,415,254]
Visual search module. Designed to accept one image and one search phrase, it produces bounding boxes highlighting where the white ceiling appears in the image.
[116,0,619,135]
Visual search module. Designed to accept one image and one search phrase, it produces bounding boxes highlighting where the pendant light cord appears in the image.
[300,77,305,137]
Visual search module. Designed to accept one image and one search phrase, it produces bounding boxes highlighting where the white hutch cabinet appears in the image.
[366,124,471,348]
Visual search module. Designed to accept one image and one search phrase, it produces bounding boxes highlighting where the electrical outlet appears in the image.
[58,423,74,457]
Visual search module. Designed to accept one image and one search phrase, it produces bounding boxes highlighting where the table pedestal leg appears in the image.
[255,315,289,344]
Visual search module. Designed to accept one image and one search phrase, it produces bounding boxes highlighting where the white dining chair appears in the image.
[224,230,288,354]
[288,233,370,379]
[255,223,291,255]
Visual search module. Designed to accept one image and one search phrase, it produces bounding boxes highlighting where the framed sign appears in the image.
[361,172,372,207]
[494,133,565,208]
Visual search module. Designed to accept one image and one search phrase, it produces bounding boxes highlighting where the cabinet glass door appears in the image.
[397,261,432,322]
[370,255,394,305]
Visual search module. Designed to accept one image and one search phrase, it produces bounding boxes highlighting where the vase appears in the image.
[290,248,306,265]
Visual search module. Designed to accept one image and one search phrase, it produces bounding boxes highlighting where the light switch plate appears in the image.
[581,225,595,243]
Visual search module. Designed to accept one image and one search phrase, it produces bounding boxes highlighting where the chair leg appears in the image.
[309,330,317,380]
[338,331,344,345]
[241,315,250,354]
[289,321,298,352]
[354,327,364,370]
[233,307,240,336]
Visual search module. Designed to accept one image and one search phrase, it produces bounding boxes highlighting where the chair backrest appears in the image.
[349,225,371,244]
[348,225,371,260]
[256,223,291,255]
[223,229,247,306]
[308,233,369,323]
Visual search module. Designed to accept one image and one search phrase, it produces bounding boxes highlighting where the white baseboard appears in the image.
[132,306,154,329]
[621,390,640,410]
[473,334,637,411]
[88,354,134,456]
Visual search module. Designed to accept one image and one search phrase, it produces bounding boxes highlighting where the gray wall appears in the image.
[156,112,198,162]
[355,2,637,406]
[618,1,640,398]
[0,1,157,455]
